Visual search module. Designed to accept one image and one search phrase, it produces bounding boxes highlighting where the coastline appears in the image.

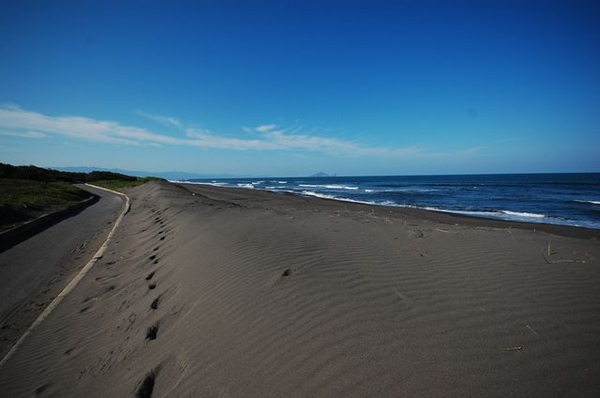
[184,181,600,240]
[181,172,600,232]
[1,180,599,397]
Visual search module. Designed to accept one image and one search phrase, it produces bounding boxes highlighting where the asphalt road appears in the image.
[0,184,123,356]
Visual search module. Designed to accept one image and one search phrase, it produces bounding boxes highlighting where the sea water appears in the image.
[182,173,600,230]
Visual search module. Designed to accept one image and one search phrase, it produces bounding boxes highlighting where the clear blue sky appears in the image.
[1,0,599,177]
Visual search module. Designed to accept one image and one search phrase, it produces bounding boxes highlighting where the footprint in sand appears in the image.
[150,297,160,310]
[145,271,156,281]
[136,369,157,398]
[149,254,159,265]
[146,323,159,340]
[79,304,93,313]
[34,383,52,396]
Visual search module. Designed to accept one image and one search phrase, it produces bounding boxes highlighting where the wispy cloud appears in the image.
[0,106,178,146]
[255,124,276,133]
[0,129,48,139]
[0,105,482,160]
[242,124,422,156]
[136,110,181,127]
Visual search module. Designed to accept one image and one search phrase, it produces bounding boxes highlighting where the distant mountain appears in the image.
[53,167,334,180]
[54,167,224,181]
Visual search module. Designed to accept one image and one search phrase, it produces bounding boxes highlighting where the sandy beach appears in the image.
[1,180,599,397]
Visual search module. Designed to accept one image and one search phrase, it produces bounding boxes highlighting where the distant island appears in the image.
[310,172,330,178]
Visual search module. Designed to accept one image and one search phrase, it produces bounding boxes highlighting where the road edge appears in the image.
[0,184,130,368]
[0,194,100,254]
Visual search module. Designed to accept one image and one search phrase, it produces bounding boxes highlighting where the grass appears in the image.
[90,177,163,192]
[0,174,163,230]
[0,179,91,228]
[547,240,556,256]
[0,164,164,231]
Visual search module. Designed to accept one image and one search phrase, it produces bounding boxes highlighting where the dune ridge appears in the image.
[0,180,599,397]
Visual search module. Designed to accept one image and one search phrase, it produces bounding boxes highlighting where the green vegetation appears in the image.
[0,179,91,226]
[90,177,162,191]
[0,163,86,182]
[0,163,144,184]
[0,163,162,230]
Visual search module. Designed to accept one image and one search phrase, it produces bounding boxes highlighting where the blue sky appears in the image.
[1,0,599,177]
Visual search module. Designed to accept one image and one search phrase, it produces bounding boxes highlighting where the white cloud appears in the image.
[0,105,482,160]
[136,110,181,127]
[0,129,48,138]
[255,124,276,133]
[245,124,423,157]
[0,106,183,146]
[184,127,279,150]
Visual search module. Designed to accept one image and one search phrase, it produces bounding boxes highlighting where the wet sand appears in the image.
[1,180,599,397]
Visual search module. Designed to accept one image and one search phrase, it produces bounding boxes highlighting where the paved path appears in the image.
[0,184,123,356]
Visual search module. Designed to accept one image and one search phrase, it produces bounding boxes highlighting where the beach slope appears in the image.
[1,180,599,397]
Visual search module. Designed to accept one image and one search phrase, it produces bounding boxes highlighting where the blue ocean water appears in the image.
[183,174,600,229]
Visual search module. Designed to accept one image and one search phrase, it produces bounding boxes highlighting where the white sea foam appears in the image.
[237,183,255,189]
[575,200,600,205]
[425,208,548,221]
[297,191,403,208]
[169,180,229,187]
[501,210,546,218]
[421,208,498,218]
[364,187,437,194]
[300,190,336,200]
[299,184,359,190]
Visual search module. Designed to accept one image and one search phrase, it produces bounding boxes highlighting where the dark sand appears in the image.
[0,180,599,397]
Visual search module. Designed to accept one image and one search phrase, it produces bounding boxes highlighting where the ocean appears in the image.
[182,173,600,230]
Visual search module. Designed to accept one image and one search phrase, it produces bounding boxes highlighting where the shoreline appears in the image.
[1,180,599,397]
[179,182,600,240]
[178,179,600,235]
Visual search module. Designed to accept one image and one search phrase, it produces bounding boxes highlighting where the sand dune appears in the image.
[1,180,599,397]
